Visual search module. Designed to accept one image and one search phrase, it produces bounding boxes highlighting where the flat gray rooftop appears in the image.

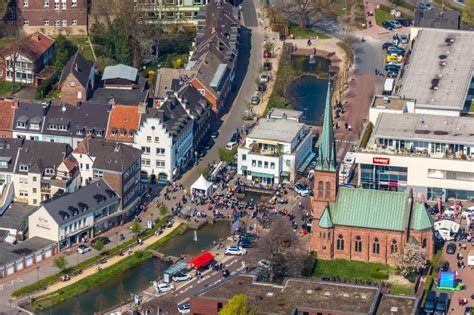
[399,28,474,111]
[0,237,54,266]
[373,112,474,145]
[371,95,408,110]
[248,118,303,143]
[267,108,303,120]
[375,294,419,315]
[0,203,37,231]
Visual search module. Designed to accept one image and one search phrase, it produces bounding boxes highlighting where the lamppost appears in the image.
[36,266,40,281]
[115,231,119,247]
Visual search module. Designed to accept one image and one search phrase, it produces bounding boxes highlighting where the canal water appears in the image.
[287,56,331,126]
[288,75,330,126]
[39,222,231,314]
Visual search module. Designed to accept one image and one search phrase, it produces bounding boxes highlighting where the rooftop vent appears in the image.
[361,293,368,299]
[343,293,349,297]
[415,129,430,134]
[434,130,449,135]
[324,292,331,296]
[439,61,447,67]
[390,306,399,312]
[266,292,274,297]
[306,290,313,294]
[430,78,440,90]
[439,54,447,60]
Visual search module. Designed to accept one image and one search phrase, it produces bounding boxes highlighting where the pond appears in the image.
[288,74,330,126]
[39,222,231,314]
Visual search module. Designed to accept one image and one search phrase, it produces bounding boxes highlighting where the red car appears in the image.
[263,51,272,58]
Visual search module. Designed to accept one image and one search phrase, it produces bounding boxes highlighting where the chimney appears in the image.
[32,33,41,42]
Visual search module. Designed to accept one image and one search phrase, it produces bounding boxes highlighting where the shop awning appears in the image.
[251,172,274,179]
[298,152,316,173]
[164,262,187,275]
[280,171,289,177]
[189,251,215,269]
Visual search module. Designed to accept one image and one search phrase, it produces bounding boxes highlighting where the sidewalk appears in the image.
[29,221,182,298]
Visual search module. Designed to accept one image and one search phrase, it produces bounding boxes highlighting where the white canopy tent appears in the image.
[191,175,214,196]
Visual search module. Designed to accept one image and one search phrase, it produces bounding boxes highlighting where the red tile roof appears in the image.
[106,105,141,143]
[0,99,17,132]
[1,32,54,62]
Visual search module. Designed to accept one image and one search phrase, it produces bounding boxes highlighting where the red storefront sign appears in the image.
[373,157,390,165]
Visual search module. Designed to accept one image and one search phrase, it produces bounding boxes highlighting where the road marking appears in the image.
[142,290,159,297]
[179,285,193,294]
[196,275,210,283]
[0,278,24,291]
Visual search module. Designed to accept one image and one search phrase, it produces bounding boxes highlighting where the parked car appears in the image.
[210,129,219,138]
[465,307,472,315]
[178,304,191,314]
[446,242,456,254]
[390,20,402,28]
[295,183,311,196]
[434,292,448,315]
[155,283,175,293]
[396,18,413,27]
[77,244,91,254]
[251,95,261,105]
[385,64,401,72]
[383,42,398,50]
[382,21,394,30]
[91,237,111,246]
[238,239,255,248]
[386,54,403,63]
[258,259,271,269]
[172,272,193,282]
[423,291,437,314]
[204,139,214,150]
[257,82,267,93]
[387,46,405,54]
[263,51,272,58]
[399,34,409,44]
[440,261,449,272]
[418,2,433,10]
[387,71,399,78]
[225,245,247,256]
[263,61,272,71]
[260,73,270,83]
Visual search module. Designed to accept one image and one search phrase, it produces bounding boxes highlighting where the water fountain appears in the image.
[193,230,198,242]
[309,54,316,64]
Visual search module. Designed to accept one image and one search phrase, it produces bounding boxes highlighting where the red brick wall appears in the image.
[410,229,434,260]
[190,297,227,315]
[60,73,86,105]
[16,0,88,34]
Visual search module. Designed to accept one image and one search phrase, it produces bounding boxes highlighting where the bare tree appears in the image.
[278,0,329,28]
[95,294,108,313]
[257,217,308,283]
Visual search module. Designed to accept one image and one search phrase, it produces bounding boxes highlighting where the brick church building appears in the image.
[311,81,434,264]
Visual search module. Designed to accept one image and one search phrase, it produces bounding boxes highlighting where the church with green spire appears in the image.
[310,80,434,264]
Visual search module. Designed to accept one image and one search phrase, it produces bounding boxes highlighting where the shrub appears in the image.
[360,121,374,148]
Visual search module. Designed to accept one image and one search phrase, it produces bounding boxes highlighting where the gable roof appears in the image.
[410,203,433,230]
[319,204,333,228]
[1,32,54,62]
[12,100,48,133]
[142,96,193,140]
[41,179,119,225]
[0,99,17,132]
[102,64,138,82]
[176,83,210,118]
[0,138,22,173]
[331,188,410,232]
[15,140,72,174]
[155,68,196,99]
[74,138,142,173]
[59,50,94,88]
[42,104,76,137]
[106,105,141,142]
[89,88,149,106]
[72,102,110,137]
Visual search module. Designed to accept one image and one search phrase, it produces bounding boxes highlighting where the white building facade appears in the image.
[237,118,314,185]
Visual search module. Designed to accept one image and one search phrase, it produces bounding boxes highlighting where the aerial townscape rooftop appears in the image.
[0,0,472,314]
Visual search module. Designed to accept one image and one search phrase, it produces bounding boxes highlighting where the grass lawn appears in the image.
[389,284,414,295]
[314,259,392,281]
[375,8,394,25]
[56,36,95,61]
[30,251,152,311]
[0,81,21,96]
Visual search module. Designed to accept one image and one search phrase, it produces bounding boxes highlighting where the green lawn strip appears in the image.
[30,251,152,311]
[389,283,414,295]
[13,217,171,297]
[0,81,21,96]
[313,259,392,281]
[375,8,394,25]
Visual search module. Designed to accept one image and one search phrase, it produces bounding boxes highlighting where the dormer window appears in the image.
[58,124,68,131]
[30,123,40,130]
[48,123,57,130]
[44,168,55,175]
[120,128,127,136]
[86,129,93,135]
[19,164,29,172]
[76,128,84,135]
[17,121,27,128]
[111,128,118,136]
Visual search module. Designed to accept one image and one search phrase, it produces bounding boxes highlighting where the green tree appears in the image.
[130,221,141,238]
[463,0,474,26]
[219,294,249,315]
[53,255,68,271]
[159,204,169,216]
[197,166,210,179]
[218,147,237,163]
[54,34,76,73]
[92,239,105,254]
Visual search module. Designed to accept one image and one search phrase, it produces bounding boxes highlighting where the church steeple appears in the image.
[316,79,337,172]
